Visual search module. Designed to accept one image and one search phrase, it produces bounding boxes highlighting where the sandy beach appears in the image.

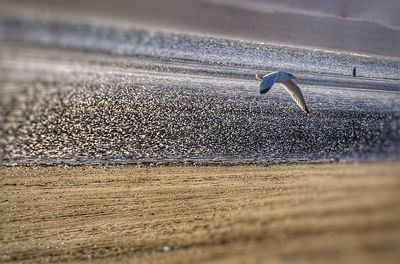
[1,1,400,263]
[2,161,400,263]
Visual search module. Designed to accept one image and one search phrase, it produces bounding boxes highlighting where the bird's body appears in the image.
[256,71,309,114]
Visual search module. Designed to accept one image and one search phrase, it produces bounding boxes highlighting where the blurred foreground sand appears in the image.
[1,162,400,263]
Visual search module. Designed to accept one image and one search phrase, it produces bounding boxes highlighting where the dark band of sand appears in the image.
[2,161,400,263]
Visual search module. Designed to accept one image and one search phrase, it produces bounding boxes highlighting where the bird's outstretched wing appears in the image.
[260,74,278,94]
[281,80,309,114]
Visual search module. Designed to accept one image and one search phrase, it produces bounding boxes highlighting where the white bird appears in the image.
[256,71,309,114]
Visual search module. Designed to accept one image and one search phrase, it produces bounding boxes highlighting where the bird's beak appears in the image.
[292,76,297,79]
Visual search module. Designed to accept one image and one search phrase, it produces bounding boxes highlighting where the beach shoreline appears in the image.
[1,1,400,263]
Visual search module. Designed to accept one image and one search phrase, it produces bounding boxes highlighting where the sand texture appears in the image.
[1,0,400,57]
[1,162,400,263]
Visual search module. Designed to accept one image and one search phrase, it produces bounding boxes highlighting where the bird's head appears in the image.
[255,73,265,81]
[288,73,297,79]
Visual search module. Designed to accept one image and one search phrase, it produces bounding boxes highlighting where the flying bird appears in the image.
[256,71,309,114]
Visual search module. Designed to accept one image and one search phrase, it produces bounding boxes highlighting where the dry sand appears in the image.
[1,162,400,263]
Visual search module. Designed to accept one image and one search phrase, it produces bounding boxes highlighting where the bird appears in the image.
[256,71,309,114]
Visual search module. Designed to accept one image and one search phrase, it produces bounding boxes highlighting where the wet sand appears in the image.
[1,0,400,57]
[2,161,400,263]
[1,43,399,165]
